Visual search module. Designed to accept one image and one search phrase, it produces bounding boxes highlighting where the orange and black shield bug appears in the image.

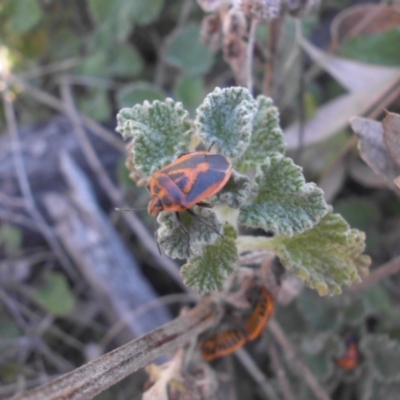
[245,287,275,341]
[199,328,247,361]
[337,335,360,370]
[147,151,232,216]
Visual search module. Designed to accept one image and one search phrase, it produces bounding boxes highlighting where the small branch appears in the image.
[246,19,258,93]
[269,320,331,400]
[349,255,400,293]
[11,298,221,400]
[0,58,78,281]
[267,342,295,400]
[154,0,193,87]
[235,348,280,400]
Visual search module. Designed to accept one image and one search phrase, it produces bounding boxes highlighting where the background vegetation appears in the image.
[1,0,400,399]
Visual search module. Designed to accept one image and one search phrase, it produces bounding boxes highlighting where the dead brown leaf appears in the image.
[331,4,400,50]
[350,116,400,195]
[395,175,400,189]
[284,40,400,149]
[348,157,387,189]
[382,111,400,167]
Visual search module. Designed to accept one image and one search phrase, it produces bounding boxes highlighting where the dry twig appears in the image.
[11,298,221,400]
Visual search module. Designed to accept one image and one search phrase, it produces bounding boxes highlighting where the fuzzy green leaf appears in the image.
[211,170,251,209]
[34,273,75,316]
[195,87,257,159]
[361,335,400,383]
[116,99,193,176]
[239,155,328,236]
[237,95,286,172]
[157,207,224,260]
[181,224,238,293]
[268,213,371,296]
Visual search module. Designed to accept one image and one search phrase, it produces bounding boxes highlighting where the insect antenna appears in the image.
[115,206,148,212]
[186,209,223,238]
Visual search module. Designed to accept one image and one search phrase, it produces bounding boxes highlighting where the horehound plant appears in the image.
[117,86,370,296]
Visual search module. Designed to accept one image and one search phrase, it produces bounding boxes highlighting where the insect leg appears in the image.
[196,201,213,208]
[186,209,223,237]
[175,212,191,250]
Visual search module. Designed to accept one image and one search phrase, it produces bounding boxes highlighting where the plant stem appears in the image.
[11,298,221,400]
[246,19,258,93]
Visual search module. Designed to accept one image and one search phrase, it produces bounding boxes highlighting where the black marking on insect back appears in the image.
[152,184,161,194]
[157,175,186,204]
[185,170,226,204]
[174,175,190,192]
[205,153,231,172]
[162,196,172,207]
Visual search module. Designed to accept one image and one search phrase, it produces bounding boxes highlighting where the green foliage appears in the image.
[237,95,286,172]
[0,225,22,258]
[299,334,342,381]
[4,0,43,34]
[195,87,257,158]
[117,82,165,108]
[211,170,251,209]
[361,335,400,383]
[267,213,371,295]
[239,155,328,236]
[78,44,143,79]
[117,87,370,294]
[340,29,400,66]
[157,208,224,259]
[181,224,238,294]
[167,24,214,76]
[34,272,75,316]
[174,76,205,116]
[117,99,193,176]
[79,88,111,122]
[296,289,341,330]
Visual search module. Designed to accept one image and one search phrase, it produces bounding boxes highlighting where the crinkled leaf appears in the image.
[116,99,193,176]
[296,289,341,331]
[361,335,400,383]
[34,273,75,316]
[195,87,257,159]
[117,82,165,108]
[239,155,328,236]
[211,169,251,209]
[181,224,238,293]
[237,95,286,172]
[157,207,224,260]
[268,213,371,296]
[167,24,214,75]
